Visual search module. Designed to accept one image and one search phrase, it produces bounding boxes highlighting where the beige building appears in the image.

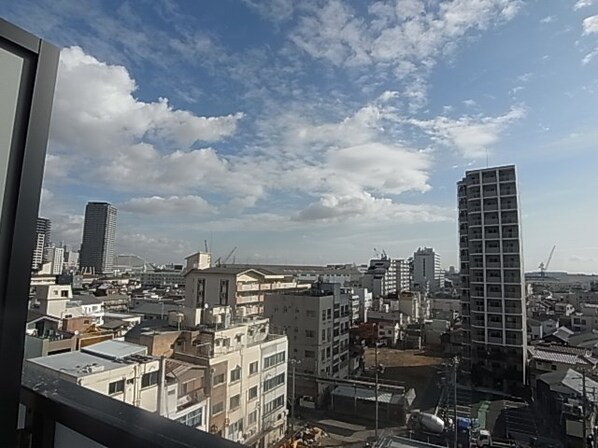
[184,266,308,319]
[26,340,163,412]
[127,307,289,448]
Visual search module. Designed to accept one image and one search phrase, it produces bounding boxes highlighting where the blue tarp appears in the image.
[456,417,480,431]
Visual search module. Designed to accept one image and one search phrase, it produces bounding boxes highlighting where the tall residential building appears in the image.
[362,257,397,298]
[31,217,51,270]
[36,217,51,250]
[44,246,64,275]
[412,247,443,293]
[80,202,117,274]
[458,165,527,392]
[395,258,411,292]
[263,282,352,401]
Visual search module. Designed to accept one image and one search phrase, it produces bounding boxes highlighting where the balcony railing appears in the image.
[19,365,242,448]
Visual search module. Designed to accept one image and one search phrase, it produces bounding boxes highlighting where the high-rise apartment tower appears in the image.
[79,202,117,274]
[458,165,527,392]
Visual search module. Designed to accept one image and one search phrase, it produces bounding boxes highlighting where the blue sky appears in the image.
[2,0,598,272]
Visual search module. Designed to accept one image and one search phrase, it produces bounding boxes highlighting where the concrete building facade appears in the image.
[184,266,308,319]
[80,202,117,275]
[263,283,351,398]
[458,165,527,392]
[412,247,443,293]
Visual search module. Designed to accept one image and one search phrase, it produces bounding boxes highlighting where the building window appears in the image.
[305,350,315,358]
[321,310,326,321]
[230,366,241,382]
[327,309,332,319]
[264,351,286,368]
[305,330,315,338]
[196,279,206,308]
[177,407,203,428]
[219,279,229,306]
[321,329,326,341]
[249,361,258,375]
[141,371,159,388]
[213,373,225,386]
[212,401,224,415]
[108,379,125,395]
[264,373,285,392]
[230,394,241,409]
[264,395,285,415]
[248,386,258,400]
[228,418,243,438]
[61,290,69,297]
[248,410,257,425]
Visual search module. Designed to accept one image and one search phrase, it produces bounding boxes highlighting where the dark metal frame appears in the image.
[0,18,59,446]
[21,366,243,448]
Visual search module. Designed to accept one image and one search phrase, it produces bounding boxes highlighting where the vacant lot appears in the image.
[363,348,445,412]
[364,348,444,368]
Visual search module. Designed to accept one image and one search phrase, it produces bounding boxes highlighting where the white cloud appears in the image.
[117,233,190,261]
[575,0,594,10]
[121,195,217,215]
[294,192,452,222]
[540,16,554,24]
[289,0,522,107]
[582,48,598,65]
[404,107,526,158]
[463,99,477,107]
[50,46,244,157]
[583,15,598,34]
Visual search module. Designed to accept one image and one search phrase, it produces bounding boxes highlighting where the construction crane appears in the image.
[214,246,238,267]
[373,248,380,258]
[539,245,556,278]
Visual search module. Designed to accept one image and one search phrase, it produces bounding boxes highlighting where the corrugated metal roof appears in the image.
[332,384,403,405]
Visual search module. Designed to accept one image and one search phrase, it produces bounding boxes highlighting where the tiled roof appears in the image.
[528,347,597,366]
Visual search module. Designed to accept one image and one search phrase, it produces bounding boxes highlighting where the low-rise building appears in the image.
[140,270,185,289]
[26,340,163,412]
[184,266,308,319]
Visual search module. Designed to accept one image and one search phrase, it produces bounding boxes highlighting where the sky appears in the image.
[2,0,598,272]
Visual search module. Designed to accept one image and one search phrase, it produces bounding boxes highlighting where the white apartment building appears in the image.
[264,283,352,385]
[458,165,527,392]
[26,341,163,412]
[362,257,397,298]
[36,284,104,326]
[32,233,45,271]
[44,246,64,275]
[184,266,308,319]
[412,247,444,293]
[174,309,288,447]
[140,270,184,288]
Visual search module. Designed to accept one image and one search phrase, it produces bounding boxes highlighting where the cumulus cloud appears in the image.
[121,195,217,215]
[582,49,598,65]
[50,46,243,156]
[575,0,594,10]
[403,107,526,158]
[294,192,452,222]
[583,15,598,34]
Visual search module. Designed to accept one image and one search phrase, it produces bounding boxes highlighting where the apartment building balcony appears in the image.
[499,170,516,182]
[500,182,517,196]
[483,200,499,211]
[487,335,504,345]
[487,320,503,329]
[487,305,503,314]
[482,172,498,184]
[236,294,261,304]
[237,283,259,292]
[18,365,240,448]
[482,185,498,197]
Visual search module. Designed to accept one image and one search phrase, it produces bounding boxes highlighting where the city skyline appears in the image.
[2,1,598,272]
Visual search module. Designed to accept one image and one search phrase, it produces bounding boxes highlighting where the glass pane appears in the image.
[0,45,23,223]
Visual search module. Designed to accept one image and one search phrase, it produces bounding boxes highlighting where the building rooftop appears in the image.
[332,384,403,405]
[538,368,598,398]
[528,346,597,366]
[28,351,127,378]
[131,302,182,316]
[81,340,147,360]
[26,310,60,323]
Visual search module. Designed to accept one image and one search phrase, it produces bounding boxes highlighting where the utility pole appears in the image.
[289,359,300,433]
[375,324,379,440]
[583,369,588,446]
[453,356,459,448]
